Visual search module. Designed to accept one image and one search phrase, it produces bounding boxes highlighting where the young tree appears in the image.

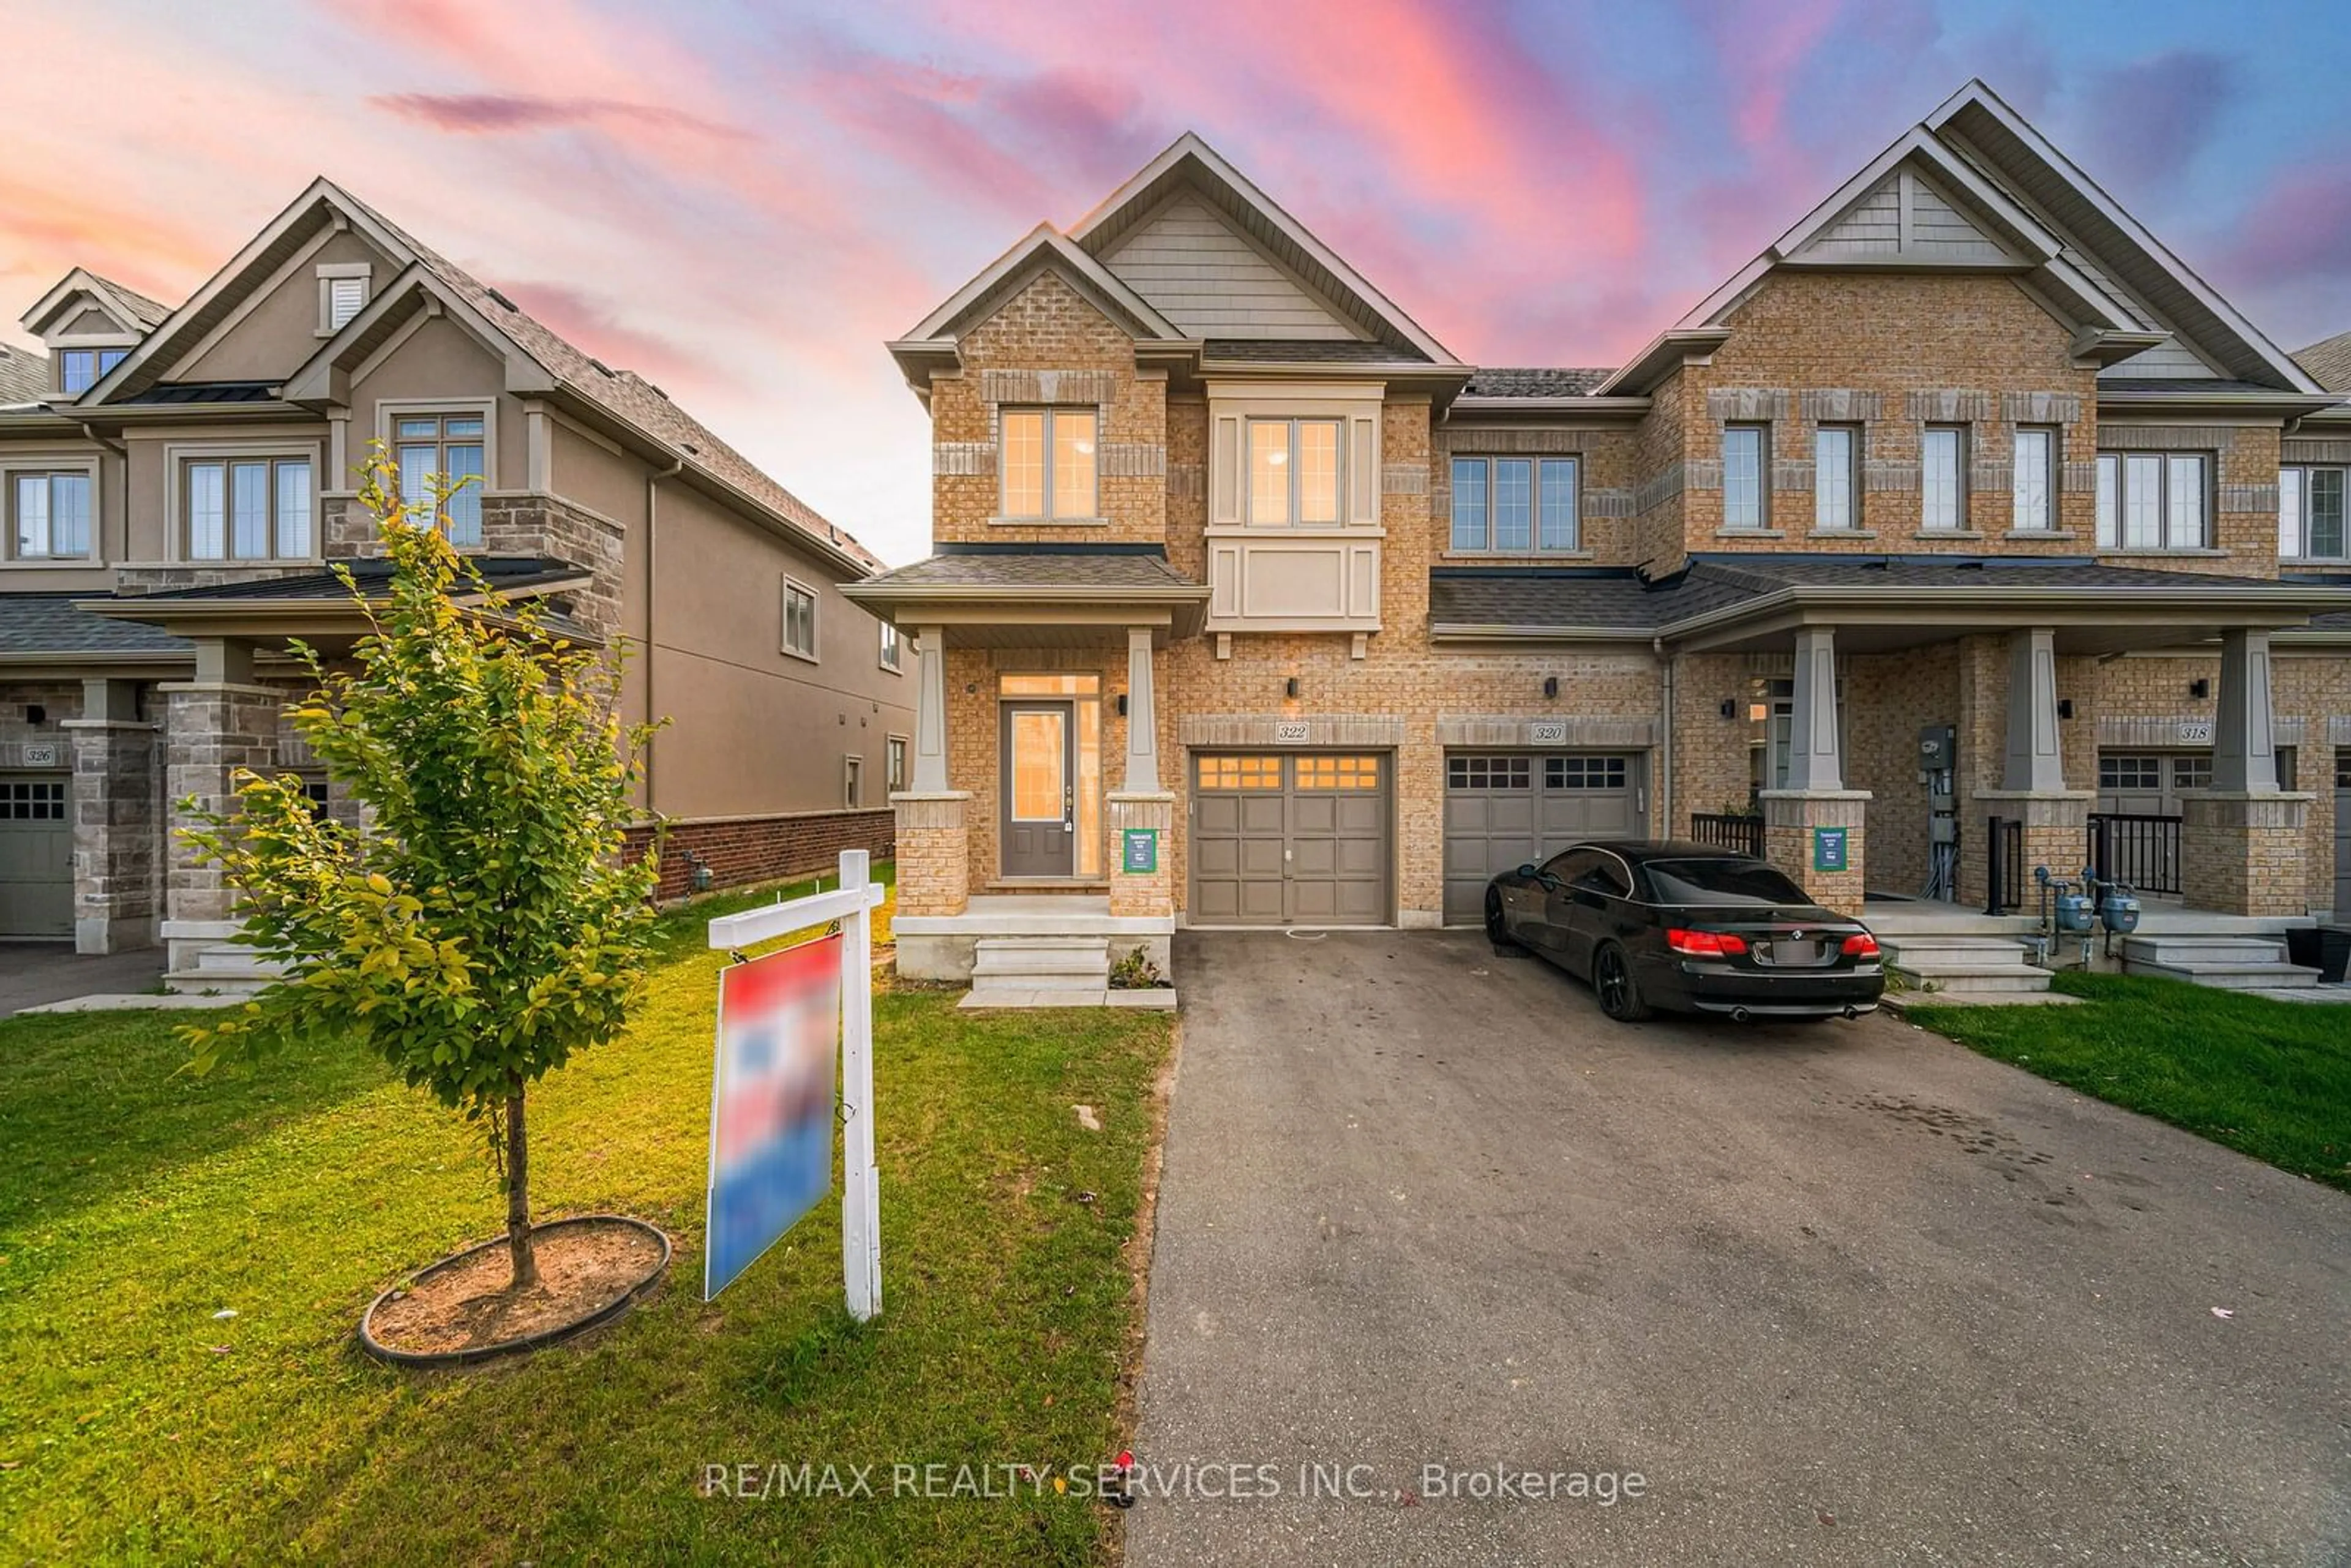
[181,448,661,1291]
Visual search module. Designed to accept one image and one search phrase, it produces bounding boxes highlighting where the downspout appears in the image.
[1654,636,1674,838]
[644,456,683,811]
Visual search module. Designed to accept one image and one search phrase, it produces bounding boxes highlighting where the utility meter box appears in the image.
[1917,724,1957,772]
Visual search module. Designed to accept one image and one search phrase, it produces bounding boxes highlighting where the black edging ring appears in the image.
[358,1214,673,1369]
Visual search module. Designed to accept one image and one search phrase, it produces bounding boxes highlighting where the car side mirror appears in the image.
[1516,863,1539,878]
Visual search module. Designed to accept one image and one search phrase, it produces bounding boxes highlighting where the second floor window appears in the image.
[58,349,127,397]
[879,621,902,671]
[2280,466,2347,560]
[1000,408,1097,520]
[2097,451,2209,550]
[1450,456,1578,550]
[10,471,92,560]
[1921,426,1968,530]
[1813,427,1858,531]
[186,457,312,560]
[782,578,818,659]
[2012,427,2057,532]
[1722,424,1768,530]
[1248,418,1343,526]
[394,413,487,547]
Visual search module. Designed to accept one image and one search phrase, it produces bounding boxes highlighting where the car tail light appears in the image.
[1840,932,1881,958]
[1667,928,1748,958]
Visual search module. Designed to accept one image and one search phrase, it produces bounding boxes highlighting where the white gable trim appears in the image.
[902,223,1187,345]
[1069,133,1459,366]
[19,269,152,339]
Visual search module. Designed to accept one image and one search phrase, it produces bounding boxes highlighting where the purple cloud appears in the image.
[2074,51,2238,192]
[2216,162,2351,290]
[370,92,748,141]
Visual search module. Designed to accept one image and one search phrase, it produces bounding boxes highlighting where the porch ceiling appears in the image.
[1674,601,2330,658]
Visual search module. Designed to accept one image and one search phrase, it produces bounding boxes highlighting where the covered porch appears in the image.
[841,549,1209,988]
[1661,558,2351,923]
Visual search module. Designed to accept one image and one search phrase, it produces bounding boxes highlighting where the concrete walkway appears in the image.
[1127,929,2351,1567]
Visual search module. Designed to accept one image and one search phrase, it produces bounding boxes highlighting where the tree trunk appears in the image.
[506,1082,538,1291]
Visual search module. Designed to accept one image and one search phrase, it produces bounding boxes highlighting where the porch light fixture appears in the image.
[1284,677,1300,699]
[1543,676,1559,699]
[24,705,43,726]
[2189,678,2210,699]
[1719,699,1736,719]
[1116,694,1128,717]
[2058,699,2074,720]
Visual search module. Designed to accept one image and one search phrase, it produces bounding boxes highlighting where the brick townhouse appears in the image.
[845,79,2351,992]
[0,180,911,981]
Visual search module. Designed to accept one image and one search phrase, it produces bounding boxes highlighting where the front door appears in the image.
[1002,702,1075,877]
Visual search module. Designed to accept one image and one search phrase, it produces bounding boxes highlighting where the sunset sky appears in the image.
[8,0,2348,565]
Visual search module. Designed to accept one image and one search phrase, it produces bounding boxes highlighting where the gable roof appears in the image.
[1070,133,1458,366]
[2295,329,2351,393]
[899,223,1188,346]
[69,177,883,573]
[18,266,172,339]
[1613,80,2319,397]
[0,344,50,407]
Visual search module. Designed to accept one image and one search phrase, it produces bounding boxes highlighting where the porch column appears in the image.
[2180,626,2308,914]
[2002,627,2065,792]
[1978,626,2094,904]
[891,624,970,929]
[1760,626,1870,914]
[63,677,160,955]
[1785,626,1843,791]
[1122,626,1159,793]
[159,639,283,981]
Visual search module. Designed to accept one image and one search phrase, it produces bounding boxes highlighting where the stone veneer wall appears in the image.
[620,808,895,904]
[320,490,627,640]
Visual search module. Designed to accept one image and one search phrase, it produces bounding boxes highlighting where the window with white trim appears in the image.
[1450,456,1578,551]
[2279,465,2346,560]
[184,456,313,560]
[2012,427,2057,532]
[781,577,818,659]
[1813,426,1859,531]
[2096,450,2209,550]
[57,349,127,397]
[1247,417,1344,526]
[1921,426,1968,530]
[886,735,909,794]
[8,470,94,560]
[879,620,902,672]
[1000,408,1097,520]
[843,754,863,809]
[391,411,487,547]
[1722,424,1768,530]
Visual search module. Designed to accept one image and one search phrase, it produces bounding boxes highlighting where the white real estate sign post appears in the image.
[706,849,885,1321]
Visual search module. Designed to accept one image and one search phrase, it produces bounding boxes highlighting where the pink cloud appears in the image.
[2218,163,2351,290]
[371,93,749,141]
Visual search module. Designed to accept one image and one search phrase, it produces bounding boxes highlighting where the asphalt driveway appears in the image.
[1127,929,2351,1567]
[0,943,163,1016]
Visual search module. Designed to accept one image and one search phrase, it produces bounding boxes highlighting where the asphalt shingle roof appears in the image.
[1460,367,1618,399]
[130,556,584,601]
[1427,571,1661,630]
[0,345,50,406]
[83,272,172,329]
[858,550,1200,591]
[0,595,190,658]
[1201,339,1431,365]
[2294,329,2351,392]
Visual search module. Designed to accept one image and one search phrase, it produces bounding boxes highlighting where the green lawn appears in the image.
[1911,971,2351,1193]
[0,868,1175,1566]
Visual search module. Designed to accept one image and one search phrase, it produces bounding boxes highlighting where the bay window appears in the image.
[2279,465,2346,560]
[392,412,487,547]
[1000,408,1097,520]
[184,457,313,560]
[9,471,93,560]
[2096,450,2210,550]
[1450,456,1579,551]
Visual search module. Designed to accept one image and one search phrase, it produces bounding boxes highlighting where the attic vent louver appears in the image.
[486,287,517,312]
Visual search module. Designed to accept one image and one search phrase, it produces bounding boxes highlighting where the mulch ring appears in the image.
[361,1214,670,1367]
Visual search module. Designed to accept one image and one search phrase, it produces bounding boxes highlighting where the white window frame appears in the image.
[163,440,323,564]
[997,406,1099,522]
[1921,425,1968,531]
[1813,426,1860,533]
[1722,424,1769,531]
[2,457,100,565]
[843,754,863,810]
[2279,465,2347,561]
[781,576,819,662]
[878,620,902,673]
[378,399,495,547]
[1449,454,1581,552]
[886,734,909,795]
[317,262,373,336]
[2096,449,2211,550]
[1246,416,1347,528]
[2012,426,2058,533]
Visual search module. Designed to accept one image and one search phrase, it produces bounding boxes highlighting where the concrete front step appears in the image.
[972,936,1111,989]
[2128,961,2322,991]
[1895,967,2054,996]
[959,987,1177,1011]
[2121,936,2289,966]
[1882,934,2052,997]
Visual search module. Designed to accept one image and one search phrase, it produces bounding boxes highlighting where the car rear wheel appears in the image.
[1483,887,1510,945]
[1593,942,1651,1022]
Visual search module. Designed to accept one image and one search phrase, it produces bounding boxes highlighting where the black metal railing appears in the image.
[1985,816,2024,913]
[2088,812,2183,896]
[1689,811,1766,858]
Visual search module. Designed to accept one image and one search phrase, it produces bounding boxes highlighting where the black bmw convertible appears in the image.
[1484,839,1885,1023]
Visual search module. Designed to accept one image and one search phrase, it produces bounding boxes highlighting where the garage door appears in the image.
[0,773,73,939]
[1190,752,1389,925]
[1442,752,1640,925]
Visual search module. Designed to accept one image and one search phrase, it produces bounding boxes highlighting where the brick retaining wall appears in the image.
[624,809,896,902]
